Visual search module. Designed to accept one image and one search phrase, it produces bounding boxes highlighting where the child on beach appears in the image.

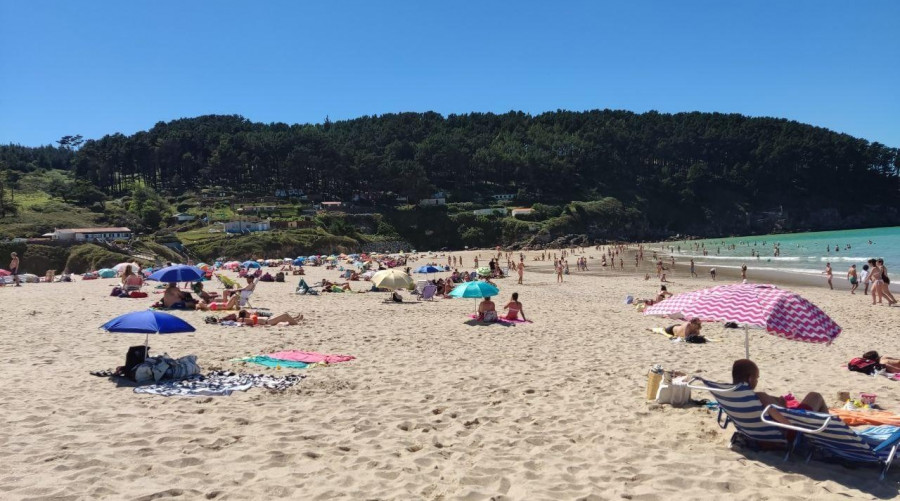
[732,360,828,415]
[847,265,859,294]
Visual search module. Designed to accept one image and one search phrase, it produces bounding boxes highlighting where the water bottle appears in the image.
[251,313,259,325]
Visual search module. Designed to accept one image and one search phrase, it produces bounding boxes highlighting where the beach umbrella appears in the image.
[476,266,492,277]
[416,265,442,274]
[114,262,140,274]
[643,283,841,359]
[293,258,305,266]
[242,261,261,269]
[101,310,196,356]
[371,269,414,291]
[148,264,204,283]
[0,269,9,277]
[98,268,117,278]
[449,281,500,299]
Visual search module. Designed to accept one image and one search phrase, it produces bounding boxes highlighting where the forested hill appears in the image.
[3,110,899,237]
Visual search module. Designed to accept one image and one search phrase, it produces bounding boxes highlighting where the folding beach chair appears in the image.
[761,405,900,479]
[216,273,237,290]
[418,284,437,301]
[688,379,789,453]
[413,280,428,296]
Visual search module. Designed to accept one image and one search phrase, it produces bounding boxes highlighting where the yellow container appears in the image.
[647,371,663,400]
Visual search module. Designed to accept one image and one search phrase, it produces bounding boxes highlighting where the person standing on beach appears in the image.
[690,259,696,277]
[861,264,870,295]
[516,260,524,285]
[555,260,563,283]
[824,263,833,290]
[877,259,897,305]
[710,267,716,281]
[741,264,747,281]
[9,252,20,287]
[847,265,859,294]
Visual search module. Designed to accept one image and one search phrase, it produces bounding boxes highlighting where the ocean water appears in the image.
[655,226,900,276]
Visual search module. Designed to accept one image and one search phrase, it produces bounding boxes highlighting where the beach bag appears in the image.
[129,291,148,298]
[275,272,285,282]
[124,345,149,381]
[848,357,882,375]
[656,374,691,406]
[110,286,123,297]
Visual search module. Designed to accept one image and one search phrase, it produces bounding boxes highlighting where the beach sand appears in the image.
[1,250,898,500]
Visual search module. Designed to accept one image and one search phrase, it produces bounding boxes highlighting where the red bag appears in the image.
[848,357,881,375]
[129,291,148,298]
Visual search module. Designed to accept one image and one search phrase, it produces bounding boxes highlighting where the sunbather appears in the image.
[477,296,498,322]
[732,359,828,418]
[162,283,193,308]
[321,279,351,292]
[233,310,303,326]
[502,292,526,321]
[192,281,215,302]
[196,293,240,311]
[660,317,703,340]
[122,267,144,291]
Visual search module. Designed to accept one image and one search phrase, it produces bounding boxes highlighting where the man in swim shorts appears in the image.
[9,252,20,286]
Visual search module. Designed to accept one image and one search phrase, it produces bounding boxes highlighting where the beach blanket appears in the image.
[827,409,900,427]
[266,350,356,364]
[134,371,304,397]
[238,356,310,369]
[467,314,531,324]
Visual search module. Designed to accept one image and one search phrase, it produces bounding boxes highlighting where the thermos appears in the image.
[647,364,664,400]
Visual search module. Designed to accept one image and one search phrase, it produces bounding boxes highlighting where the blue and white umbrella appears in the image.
[148,265,205,283]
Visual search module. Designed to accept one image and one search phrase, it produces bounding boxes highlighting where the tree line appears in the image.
[1,110,898,236]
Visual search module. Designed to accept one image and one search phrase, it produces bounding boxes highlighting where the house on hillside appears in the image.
[320,201,343,211]
[510,207,533,217]
[419,197,446,207]
[492,194,516,201]
[270,219,315,229]
[173,213,196,222]
[48,227,133,242]
[237,205,277,214]
[223,220,270,234]
[473,208,508,216]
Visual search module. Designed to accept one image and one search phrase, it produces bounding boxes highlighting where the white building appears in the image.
[492,194,516,201]
[173,213,196,222]
[419,197,446,207]
[49,227,133,242]
[473,208,508,216]
[223,220,270,234]
[510,207,533,217]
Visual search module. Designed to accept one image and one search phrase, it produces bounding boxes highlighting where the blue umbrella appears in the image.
[242,261,261,269]
[148,265,204,283]
[101,310,196,355]
[449,281,499,298]
[416,265,442,274]
[293,258,305,265]
[98,268,116,279]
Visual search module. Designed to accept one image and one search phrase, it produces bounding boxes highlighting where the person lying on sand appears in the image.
[196,294,240,311]
[857,351,900,373]
[321,279,351,291]
[232,310,303,326]
[657,317,703,341]
[732,359,828,419]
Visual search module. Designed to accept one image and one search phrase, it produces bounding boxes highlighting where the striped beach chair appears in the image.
[690,379,790,453]
[761,405,900,479]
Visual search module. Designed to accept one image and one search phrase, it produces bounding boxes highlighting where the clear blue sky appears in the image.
[1,1,898,147]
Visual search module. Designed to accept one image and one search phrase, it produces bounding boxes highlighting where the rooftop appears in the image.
[57,227,132,233]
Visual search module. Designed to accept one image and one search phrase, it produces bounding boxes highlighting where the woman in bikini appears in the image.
[877,259,897,305]
[867,258,885,305]
[502,292,526,321]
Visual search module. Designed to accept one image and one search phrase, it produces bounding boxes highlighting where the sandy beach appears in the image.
[1,249,899,500]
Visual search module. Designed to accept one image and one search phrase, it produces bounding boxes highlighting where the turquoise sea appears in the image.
[657,226,900,276]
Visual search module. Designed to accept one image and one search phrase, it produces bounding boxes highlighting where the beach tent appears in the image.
[644,283,841,359]
[242,261,261,269]
[98,268,117,279]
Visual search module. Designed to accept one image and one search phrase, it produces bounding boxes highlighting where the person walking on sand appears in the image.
[709,267,716,281]
[690,259,696,278]
[847,264,859,294]
[9,252,20,287]
[555,260,564,283]
[877,259,897,305]
[824,262,833,290]
[516,260,525,285]
[861,264,870,295]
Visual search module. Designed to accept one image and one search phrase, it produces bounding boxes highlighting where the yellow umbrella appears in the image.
[371,270,413,290]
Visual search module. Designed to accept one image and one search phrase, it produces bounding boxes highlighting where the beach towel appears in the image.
[266,350,355,364]
[827,409,900,427]
[467,314,532,324]
[239,356,310,369]
[134,371,304,397]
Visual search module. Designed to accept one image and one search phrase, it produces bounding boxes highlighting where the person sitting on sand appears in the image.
[121,267,144,291]
[732,359,828,417]
[477,296,498,322]
[655,285,673,303]
[502,292,526,321]
[162,283,189,308]
[192,281,215,302]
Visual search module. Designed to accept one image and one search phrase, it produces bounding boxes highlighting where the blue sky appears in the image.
[1,1,898,147]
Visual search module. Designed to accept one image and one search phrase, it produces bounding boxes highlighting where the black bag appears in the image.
[275,272,285,283]
[124,345,149,381]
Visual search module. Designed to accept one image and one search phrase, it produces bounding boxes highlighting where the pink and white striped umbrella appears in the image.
[644,283,840,356]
